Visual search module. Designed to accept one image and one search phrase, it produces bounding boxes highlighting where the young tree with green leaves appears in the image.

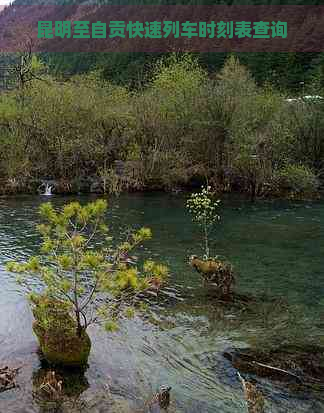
[186,186,220,259]
[7,199,169,338]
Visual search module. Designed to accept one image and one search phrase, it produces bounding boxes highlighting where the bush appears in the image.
[270,164,318,197]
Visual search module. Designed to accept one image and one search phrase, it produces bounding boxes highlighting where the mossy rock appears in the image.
[189,256,235,296]
[31,296,91,368]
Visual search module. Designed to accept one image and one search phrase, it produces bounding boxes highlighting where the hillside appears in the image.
[0,0,322,89]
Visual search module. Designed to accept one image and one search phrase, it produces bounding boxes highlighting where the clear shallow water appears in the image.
[0,193,324,412]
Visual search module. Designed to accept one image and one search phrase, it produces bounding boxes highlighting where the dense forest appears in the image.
[42,51,324,92]
[0,0,323,198]
[4,0,324,90]
[0,52,322,199]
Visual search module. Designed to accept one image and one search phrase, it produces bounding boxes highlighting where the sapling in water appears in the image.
[7,199,169,365]
[187,186,235,296]
[186,185,220,259]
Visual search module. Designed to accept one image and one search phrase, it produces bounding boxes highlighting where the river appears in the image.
[0,193,323,412]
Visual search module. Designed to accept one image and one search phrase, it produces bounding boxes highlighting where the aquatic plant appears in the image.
[186,185,220,258]
[7,199,168,364]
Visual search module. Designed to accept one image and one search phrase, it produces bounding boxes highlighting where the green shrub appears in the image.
[271,164,318,197]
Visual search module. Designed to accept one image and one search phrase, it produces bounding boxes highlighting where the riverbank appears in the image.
[0,175,321,202]
[0,55,322,206]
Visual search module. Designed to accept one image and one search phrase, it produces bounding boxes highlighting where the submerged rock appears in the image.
[0,366,20,393]
[32,366,90,412]
[33,369,63,405]
[32,296,91,367]
[224,344,324,389]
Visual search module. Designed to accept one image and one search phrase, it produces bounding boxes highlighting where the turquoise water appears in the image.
[0,193,323,412]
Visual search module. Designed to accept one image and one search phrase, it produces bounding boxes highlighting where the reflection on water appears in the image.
[0,193,324,412]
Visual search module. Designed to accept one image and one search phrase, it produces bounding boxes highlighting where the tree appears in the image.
[134,54,207,187]
[7,199,169,337]
[3,29,47,98]
[186,185,220,258]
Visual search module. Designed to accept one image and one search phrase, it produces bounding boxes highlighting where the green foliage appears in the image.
[0,54,323,199]
[187,186,220,258]
[6,200,169,336]
[41,50,323,92]
[271,164,318,198]
[0,72,135,189]
[152,54,206,96]
[286,99,324,170]
[187,186,220,226]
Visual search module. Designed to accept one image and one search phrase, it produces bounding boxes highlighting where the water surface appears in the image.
[0,193,323,412]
